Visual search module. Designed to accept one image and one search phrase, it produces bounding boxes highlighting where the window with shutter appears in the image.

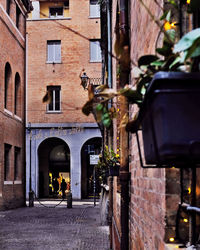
[89,0,100,18]
[90,40,102,62]
[47,41,61,63]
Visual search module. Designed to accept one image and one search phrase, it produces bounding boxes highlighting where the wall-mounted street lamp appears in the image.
[80,71,89,90]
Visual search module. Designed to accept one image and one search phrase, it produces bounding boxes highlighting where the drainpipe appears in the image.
[119,0,130,249]
[106,1,114,249]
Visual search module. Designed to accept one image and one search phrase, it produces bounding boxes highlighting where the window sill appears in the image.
[90,60,102,63]
[4,181,13,185]
[28,17,72,21]
[46,111,62,114]
[14,114,22,121]
[89,16,100,19]
[4,108,13,116]
[46,61,62,64]
[14,180,22,184]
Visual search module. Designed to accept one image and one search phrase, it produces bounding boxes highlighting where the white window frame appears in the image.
[47,40,61,63]
[89,0,100,18]
[49,6,64,18]
[90,40,102,62]
[47,86,61,113]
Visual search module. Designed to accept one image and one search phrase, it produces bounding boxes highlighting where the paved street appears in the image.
[0,200,109,250]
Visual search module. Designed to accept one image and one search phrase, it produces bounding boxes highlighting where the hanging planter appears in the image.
[108,163,120,176]
[137,71,200,166]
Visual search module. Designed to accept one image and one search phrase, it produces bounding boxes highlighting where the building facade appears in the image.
[0,0,31,210]
[26,0,102,199]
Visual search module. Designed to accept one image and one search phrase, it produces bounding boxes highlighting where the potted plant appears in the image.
[97,146,120,177]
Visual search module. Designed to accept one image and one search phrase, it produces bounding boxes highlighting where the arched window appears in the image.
[14,73,21,117]
[4,63,12,111]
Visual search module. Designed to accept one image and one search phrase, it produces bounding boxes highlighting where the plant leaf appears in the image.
[169,56,181,69]
[138,55,158,67]
[174,28,200,53]
[82,100,94,116]
[156,42,173,56]
[181,37,200,62]
[165,29,176,44]
[150,60,165,67]
[167,0,178,8]
[119,88,143,101]
[166,10,171,22]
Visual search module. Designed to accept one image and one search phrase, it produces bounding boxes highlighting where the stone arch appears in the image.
[81,137,102,198]
[37,137,70,198]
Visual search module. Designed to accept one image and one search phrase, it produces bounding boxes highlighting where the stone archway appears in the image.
[38,137,70,198]
[81,137,102,198]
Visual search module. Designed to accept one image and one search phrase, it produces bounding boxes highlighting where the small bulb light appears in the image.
[169,237,175,242]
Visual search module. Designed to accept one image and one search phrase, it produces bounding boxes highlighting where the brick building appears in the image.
[26,0,102,199]
[0,0,31,209]
[99,0,200,249]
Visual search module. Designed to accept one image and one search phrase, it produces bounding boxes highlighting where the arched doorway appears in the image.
[81,137,102,198]
[38,137,70,198]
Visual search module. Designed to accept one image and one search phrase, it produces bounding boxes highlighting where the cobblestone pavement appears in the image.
[0,200,110,250]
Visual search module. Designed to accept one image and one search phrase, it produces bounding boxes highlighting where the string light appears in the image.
[187,0,190,4]
[188,187,191,194]
[169,237,175,242]
[183,218,188,223]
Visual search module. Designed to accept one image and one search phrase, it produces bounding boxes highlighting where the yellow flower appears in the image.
[164,21,176,31]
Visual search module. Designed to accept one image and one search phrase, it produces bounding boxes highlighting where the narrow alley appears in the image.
[0,200,109,250]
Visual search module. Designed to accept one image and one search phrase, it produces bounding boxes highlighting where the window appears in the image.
[47,41,61,63]
[64,0,69,9]
[4,144,11,181]
[6,0,10,15]
[4,62,12,111]
[90,0,100,18]
[47,86,61,112]
[14,147,21,180]
[16,5,22,29]
[49,7,63,18]
[90,40,102,62]
[14,73,21,117]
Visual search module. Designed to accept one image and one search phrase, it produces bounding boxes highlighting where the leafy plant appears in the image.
[97,145,120,181]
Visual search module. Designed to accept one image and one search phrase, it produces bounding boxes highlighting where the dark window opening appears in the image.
[64,0,69,9]
[4,144,11,181]
[14,73,21,116]
[6,0,10,15]
[14,147,21,180]
[4,62,12,110]
[47,86,61,112]
[16,5,21,28]
[49,7,63,17]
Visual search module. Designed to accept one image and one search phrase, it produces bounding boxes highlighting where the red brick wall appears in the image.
[129,1,166,249]
[0,0,26,210]
[27,0,102,124]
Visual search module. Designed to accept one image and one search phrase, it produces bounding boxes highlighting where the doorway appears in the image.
[38,137,70,198]
[81,137,102,198]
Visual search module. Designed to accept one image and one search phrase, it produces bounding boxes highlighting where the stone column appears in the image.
[70,146,81,199]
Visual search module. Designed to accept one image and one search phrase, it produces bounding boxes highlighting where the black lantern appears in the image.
[80,72,89,90]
